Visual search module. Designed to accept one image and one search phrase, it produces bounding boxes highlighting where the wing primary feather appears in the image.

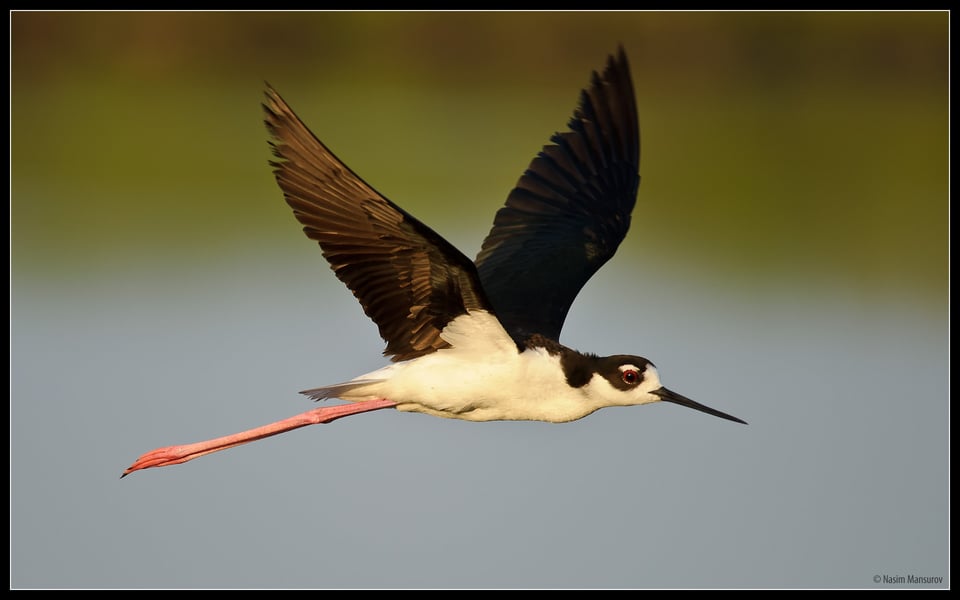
[263,85,497,362]
[475,47,641,344]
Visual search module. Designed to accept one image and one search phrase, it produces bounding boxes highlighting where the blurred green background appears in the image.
[12,11,947,306]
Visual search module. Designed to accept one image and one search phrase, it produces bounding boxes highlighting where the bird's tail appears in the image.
[300,379,385,402]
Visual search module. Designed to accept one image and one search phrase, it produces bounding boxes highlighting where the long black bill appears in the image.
[652,387,747,424]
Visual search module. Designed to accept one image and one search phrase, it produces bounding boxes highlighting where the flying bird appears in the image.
[123,47,745,477]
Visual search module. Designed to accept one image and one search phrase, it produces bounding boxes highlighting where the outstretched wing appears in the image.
[475,47,640,343]
[264,86,494,362]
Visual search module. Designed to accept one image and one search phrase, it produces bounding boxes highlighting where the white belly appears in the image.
[334,311,603,423]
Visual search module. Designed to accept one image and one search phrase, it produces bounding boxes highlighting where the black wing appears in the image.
[264,86,494,362]
[475,47,640,344]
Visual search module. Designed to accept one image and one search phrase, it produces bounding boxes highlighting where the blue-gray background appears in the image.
[12,12,948,589]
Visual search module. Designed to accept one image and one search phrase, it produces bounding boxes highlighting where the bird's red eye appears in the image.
[621,369,639,385]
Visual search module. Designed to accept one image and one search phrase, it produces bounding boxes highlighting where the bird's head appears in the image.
[587,355,747,424]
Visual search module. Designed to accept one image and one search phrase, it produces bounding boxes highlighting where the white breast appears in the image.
[334,310,605,423]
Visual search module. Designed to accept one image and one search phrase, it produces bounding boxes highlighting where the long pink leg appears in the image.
[122,399,398,477]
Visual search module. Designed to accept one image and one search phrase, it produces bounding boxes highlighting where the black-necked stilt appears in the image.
[123,47,745,477]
